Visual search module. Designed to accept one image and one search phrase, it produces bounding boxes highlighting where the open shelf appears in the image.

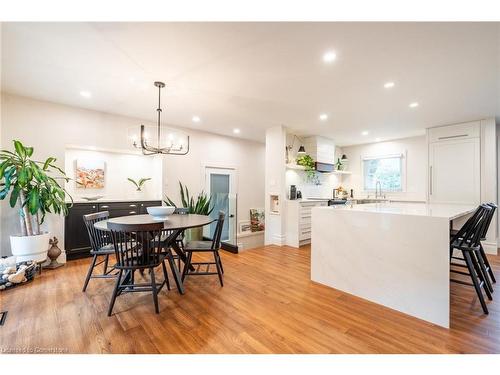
[285,163,306,170]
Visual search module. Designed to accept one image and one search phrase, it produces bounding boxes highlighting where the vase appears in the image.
[10,232,50,262]
[185,227,203,241]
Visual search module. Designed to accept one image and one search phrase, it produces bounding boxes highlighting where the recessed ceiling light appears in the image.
[375,137,381,142]
[322,51,337,63]
[192,116,201,123]
[319,113,328,121]
[233,128,240,134]
[384,82,395,89]
[409,102,419,108]
[80,90,91,98]
[361,131,369,136]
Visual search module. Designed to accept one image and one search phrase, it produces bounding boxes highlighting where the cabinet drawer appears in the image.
[299,228,312,241]
[98,202,139,210]
[299,222,311,231]
[428,121,480,143]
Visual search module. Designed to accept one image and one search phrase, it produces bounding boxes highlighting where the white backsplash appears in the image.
[285,169,342,199]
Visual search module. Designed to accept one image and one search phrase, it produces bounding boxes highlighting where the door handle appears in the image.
[229,214,235,218]
[429,166,433,195]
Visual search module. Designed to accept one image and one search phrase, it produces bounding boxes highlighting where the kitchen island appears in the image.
[311,202,476,328]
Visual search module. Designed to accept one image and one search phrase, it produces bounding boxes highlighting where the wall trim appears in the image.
[483,241,498,255]
[272,234,286,246]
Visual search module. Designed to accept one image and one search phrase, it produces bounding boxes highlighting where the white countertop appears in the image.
[317,202,476,220]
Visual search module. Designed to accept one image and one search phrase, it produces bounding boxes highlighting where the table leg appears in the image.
[165,247,185,295]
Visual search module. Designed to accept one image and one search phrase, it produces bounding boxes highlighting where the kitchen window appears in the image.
[363,154,404,192]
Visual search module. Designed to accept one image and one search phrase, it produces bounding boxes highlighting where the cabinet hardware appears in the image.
[438,134,468,140]
[129,211,137,214]
[92,206,96,209]
[129,204,137,207]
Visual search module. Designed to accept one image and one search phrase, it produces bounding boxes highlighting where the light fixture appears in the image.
[341,154,348,162]
[285,134,306,163]
[361,131,369,136]
[323,51,337,63]
[298,145,306,155]
[409,102,419,108]
[384,82,395,89]
[80,90,91,98]
[319,113,328,121]
[233,128,241,134]
[128,81,189,155]
[192,116,201,123]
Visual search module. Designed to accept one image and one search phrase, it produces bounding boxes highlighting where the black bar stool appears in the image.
[182,211,225,287]
[450,204,493,314]
[107,221,171,315]
[82,211,117,292]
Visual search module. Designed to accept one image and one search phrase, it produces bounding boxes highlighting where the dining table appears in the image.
[94,213,214,295]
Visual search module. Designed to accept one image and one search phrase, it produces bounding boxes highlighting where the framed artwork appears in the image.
[238,220,251,234]
[249,208,265,232]
[75,159,105,189]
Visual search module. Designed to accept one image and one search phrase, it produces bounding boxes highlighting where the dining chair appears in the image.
[82,211,117,292]
[450,204,493,314]
[181,211,225,286]
[107,221,170,315]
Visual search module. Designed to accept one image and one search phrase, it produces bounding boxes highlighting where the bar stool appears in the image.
[450,204,493,314]
[182,211,225,287]
[82,211,117,292]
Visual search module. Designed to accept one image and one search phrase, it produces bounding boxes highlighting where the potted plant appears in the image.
[296,153,319,184]
[127,177,151,191]
[0,140,72,262]
[164,181,213,240]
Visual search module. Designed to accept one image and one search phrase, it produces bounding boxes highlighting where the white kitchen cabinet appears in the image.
[428,124,480,205]
[286,200,328,247]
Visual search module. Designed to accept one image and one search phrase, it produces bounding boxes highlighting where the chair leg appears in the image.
[480,244,496,283]
[150,267,159,314]
[161,260,170,291]
[475,251,493,296]
[107,269,123,317]
[215,251,224,274]
[102,254,109,275]
[182,252,192,282]
[214,251,224,287]
[82,255,98,292]
[463,251,489,314]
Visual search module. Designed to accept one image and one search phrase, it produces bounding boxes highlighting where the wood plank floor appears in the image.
[1,245,500,353]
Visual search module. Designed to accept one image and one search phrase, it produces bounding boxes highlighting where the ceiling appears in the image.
[1,22,499,145]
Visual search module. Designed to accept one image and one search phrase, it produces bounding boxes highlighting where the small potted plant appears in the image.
[127,177,151,191]
[0,140,72,262]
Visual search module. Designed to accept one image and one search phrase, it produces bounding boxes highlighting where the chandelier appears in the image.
[128,81,190,155]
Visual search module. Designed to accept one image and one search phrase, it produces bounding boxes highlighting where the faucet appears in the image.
[375,181,385,199]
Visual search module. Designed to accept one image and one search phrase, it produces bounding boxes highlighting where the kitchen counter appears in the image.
[311,202,476,328]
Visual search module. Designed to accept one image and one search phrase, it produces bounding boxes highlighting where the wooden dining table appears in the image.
[94,213,214,294]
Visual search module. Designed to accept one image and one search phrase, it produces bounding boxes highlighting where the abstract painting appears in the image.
[76,159,105,189]
[250,208,265,232]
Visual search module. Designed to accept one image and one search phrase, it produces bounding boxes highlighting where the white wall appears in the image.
[341,136,427,202]
[0,93,265,256]
[64,148,162,201]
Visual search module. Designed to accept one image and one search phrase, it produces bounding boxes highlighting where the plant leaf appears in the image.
[9,185,20,208]
[13,140,26,158]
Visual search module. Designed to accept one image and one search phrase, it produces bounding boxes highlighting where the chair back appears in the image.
[108,221,166,269]
[211,211,226,250]
[174,207,189,215]
[453,204,492,248]
[480,203,497,240]
[83,211,110,252]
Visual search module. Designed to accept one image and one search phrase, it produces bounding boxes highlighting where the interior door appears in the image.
[429,138,480,204]
[203,167,236,244]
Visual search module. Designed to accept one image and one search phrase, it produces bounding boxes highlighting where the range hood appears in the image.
[303,136,336,173]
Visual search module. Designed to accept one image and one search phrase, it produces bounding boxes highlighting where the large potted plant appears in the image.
[0,140,71,262]
[164,181,213,240]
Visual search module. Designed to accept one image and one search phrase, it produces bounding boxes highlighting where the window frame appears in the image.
[361,152,407,194]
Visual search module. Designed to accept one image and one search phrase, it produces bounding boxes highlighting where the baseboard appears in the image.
[272,234,286,246]
[483,241,498,255]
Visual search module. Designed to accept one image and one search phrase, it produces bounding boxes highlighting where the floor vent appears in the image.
[0,311,7,326]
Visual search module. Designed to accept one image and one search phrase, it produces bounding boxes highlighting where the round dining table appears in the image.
[94,213,214,294]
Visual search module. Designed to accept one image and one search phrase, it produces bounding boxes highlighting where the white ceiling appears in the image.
[1,22,499,145]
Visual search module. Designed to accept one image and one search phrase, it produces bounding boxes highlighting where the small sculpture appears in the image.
[43,236,63,270]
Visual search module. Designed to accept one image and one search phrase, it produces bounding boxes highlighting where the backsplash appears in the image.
[285,169,341,199]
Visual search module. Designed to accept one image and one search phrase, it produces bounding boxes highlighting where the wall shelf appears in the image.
[332,170,352,175]
[286,163,306,170]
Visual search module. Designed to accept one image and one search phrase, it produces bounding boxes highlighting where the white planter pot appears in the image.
[10,232,50,262]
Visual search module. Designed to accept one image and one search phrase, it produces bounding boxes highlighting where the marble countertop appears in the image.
[317,202,477,220]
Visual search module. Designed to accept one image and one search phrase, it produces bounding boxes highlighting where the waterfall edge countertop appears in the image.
[311,202,476,328]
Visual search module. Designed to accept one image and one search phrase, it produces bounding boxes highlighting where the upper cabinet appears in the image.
[303,136,336,164]
[427,121,481,205]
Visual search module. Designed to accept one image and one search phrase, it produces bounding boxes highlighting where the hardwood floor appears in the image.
[1,245,500,353]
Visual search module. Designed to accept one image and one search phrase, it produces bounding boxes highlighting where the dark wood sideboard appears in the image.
[64,200,162,260]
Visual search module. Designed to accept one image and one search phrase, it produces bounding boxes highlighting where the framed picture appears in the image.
[249,208,265,232]
[238,220,251,234]
[75,159,105,189]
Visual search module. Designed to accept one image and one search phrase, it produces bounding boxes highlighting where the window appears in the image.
[363,154,403,192]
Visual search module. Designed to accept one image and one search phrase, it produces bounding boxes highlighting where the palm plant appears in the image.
[127,177,151,191]
[164,181,213,215]
[0,140,72,236]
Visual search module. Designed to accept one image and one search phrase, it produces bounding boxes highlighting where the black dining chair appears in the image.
[450,204,493,314]
[479,203,497,284]
[107,221,171,315]
[82,211,117,292]
[182,211,225,286]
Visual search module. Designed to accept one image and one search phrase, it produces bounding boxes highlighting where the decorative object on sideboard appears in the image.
[75,158,105,188]
[128,81,190,155]
[238,220,251,234]
[0,140,72,262]
[250,208,265,232]
[127,177,151,191]
[81,195,104,201]
[43,237,64,270]
[285,134,306,164]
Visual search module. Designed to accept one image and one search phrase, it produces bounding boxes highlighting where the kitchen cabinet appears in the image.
[64,200,162,260]
[285,199,329,248]
[428,122,480,205]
